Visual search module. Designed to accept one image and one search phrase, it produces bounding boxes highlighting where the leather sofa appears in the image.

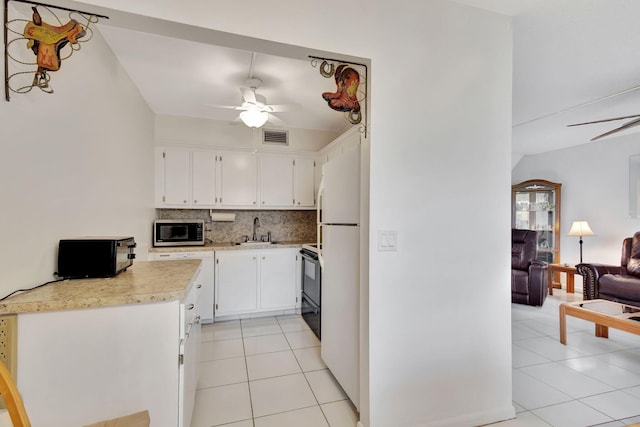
[512,229,548,306]
[577,231,640,305]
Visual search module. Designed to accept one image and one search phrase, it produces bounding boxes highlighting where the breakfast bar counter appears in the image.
[9,259,201,426]
[0,259,201,314]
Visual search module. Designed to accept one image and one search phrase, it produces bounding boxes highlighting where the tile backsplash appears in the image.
[156,209,316,244]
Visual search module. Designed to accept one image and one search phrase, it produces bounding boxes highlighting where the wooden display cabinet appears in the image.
[512,179,562,264]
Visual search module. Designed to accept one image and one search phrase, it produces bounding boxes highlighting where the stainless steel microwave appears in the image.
[153,220,205,246]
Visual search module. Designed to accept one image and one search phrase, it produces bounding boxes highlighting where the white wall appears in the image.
[20,1,515,426]
[155,114,338,152]
[366,3,513,426]
[0,4,155,295]
[512,135,640,265]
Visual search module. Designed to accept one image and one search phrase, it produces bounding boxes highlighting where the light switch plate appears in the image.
[378,230,398,251]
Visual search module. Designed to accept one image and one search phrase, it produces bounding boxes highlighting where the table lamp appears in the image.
[567,220,595,263]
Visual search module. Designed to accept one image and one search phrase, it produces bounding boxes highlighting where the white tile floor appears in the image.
[496,288,640,427]
[193,288,640,427]
[192,315,358,427]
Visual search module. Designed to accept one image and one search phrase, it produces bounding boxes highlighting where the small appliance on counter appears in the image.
[153,219,205,246]
[57,236,136,279]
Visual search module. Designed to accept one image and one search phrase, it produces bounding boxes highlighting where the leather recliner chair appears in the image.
[577,231,640,305]
[512,229,549,306]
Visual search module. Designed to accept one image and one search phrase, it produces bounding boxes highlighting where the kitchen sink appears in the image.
[235,241,274,246]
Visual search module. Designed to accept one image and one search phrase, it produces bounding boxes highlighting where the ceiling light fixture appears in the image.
[239,109,269,128]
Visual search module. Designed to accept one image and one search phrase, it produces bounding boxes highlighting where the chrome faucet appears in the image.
[252,217,260,241]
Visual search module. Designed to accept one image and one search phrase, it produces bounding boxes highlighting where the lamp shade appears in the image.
[239,110,269,128]
[567,221,595,237]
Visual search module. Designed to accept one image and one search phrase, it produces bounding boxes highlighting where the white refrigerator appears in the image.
[318,145,360,410]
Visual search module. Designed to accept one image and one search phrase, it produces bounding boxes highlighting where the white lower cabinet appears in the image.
[17,278,200,427]
[148,251,215,324]
[215,250,258,316]
[215,248,298,318]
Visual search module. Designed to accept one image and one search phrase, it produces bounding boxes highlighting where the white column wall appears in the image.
[365,3,513,426]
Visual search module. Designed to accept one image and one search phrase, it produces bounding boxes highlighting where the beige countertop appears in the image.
[148,240,310,253]
[0,260,201,315]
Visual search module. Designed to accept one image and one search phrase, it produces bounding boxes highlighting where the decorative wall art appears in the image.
[3,0,107,100]
[310,56,367,135]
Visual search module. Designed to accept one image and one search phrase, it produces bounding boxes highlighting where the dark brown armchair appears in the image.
[577,231,640,305]
[512,229,549,306]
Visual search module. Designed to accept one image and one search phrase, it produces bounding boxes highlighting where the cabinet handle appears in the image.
[194,199,198,203]
[253,201,257,205]
[262,256,266,260]
[253,256,257,260]
[183,200,187,203]
[187,304,194,310]
[196,284,202,289]
[262,201,265,204]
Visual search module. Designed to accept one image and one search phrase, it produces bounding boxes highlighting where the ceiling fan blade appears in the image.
[567,114,640,127]
[268,103,302,113]
[266,113,286,127]
[591,117,640,141]
[241,87,257,104]
[204,104,245,110]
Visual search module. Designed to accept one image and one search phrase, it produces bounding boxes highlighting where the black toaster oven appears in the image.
[57,237,136,279]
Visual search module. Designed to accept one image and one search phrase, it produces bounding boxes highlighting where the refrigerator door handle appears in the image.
[318,224,325,269]
[317,176,325,226]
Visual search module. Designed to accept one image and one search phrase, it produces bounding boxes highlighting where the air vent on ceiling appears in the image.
[262,129,289,146]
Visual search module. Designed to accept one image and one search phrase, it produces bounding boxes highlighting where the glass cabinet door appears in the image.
[512,180,562,264]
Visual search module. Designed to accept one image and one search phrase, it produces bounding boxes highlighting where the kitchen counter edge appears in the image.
[0,259,201,315]
[148,240,309,253]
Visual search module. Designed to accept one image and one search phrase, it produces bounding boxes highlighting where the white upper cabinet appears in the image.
[293,157,316,207]
[155,148,217,208]
[162,148,190,206]
[156,147,318,210]
[191,151,217,206]
[220,152,258,207]
[260,155,294,207]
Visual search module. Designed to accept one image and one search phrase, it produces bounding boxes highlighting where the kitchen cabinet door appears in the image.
[161,148,191,206]
[259,248,297,310]
[196,257,215,324]
[191,150,217,206]
[215,251,258,316]
[156,148,218,208]
[260,155,294,207]
[220,152,258,207]
[293,157,316,207]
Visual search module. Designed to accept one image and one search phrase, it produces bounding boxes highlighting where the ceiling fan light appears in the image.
[240,110,269,128]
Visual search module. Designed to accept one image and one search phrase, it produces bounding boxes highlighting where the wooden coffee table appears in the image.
[559,299,640,344]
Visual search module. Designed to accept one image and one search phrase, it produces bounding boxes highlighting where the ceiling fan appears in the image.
[567,114,640,141]
[206,52,302,130]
